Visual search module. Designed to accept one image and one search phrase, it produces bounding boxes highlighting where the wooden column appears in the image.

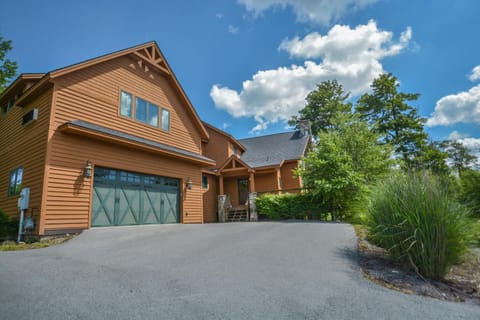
[249,172,255,192]
[219,175,224,195]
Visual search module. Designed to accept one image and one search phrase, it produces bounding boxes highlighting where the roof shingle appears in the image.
[238,131,310,168]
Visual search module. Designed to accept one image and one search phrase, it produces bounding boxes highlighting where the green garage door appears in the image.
[91,167,180,227]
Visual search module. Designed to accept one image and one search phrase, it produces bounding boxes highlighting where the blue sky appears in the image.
[1,0,479,154]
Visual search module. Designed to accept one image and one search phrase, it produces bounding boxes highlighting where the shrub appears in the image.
[255,193,327,220]
[367,172,472,279]
[0,210,18,240]
[459,169,480,218]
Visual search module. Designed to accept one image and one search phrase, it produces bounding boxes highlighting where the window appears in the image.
[119,91,170,131]
[202,175,208,189]
[2,98,15,116]
[120,91,132,118]
[161,108,170,131]
[8,167,23,196]
[135,97,159,127]
[233,146,238,156]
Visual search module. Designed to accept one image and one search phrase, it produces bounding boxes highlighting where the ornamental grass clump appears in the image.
[368,172,471,279]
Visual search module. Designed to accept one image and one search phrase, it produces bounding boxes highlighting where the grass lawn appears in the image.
[0,236,73,251]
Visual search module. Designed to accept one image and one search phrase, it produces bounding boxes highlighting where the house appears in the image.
[0,42,310,236]
[201,122,310,222]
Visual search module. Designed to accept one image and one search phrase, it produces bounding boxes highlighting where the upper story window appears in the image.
[161,109,170,131]
[233,145,238,156]
[135,97,159,127]
[1,97,16,117]
[120,90,170,131]
[120,91,132,118]
[8,167,23,196]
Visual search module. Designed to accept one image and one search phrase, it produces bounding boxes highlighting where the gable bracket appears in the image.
[133,50,170,76]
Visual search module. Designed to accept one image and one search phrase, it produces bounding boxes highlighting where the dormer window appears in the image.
[233,145,238,156]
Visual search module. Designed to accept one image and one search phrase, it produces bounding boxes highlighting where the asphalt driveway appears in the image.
[0,222,478,319]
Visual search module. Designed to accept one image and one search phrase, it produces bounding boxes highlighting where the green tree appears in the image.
[289,80,352,138]
[459,169,480,217]
[411,141,450,176]
[298,114,392,220]
[440,140,477,177]
[0,35,18,93]
[356,73,428,168]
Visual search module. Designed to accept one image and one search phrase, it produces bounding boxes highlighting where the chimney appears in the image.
[298,119,311,137]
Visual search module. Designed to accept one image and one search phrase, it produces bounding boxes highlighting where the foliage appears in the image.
[0,35,18,93]
[0,209,18,240]
[289,80,352,138]
[367,172,472,279]
[410,141,450,175]
[440,140,478,177]
[458,169,480,217]
[255,193,327,220]
[298,114,392,220]
[356,73,428,168]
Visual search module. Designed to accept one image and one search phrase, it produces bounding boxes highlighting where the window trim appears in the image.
[7,166,23,196]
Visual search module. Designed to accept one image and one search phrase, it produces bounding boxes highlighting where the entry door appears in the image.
[91,167,180,227]
[238,178,249,205]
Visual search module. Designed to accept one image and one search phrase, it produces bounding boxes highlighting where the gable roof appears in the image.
[202,121,246,152]
[11,41,210,141]
[0,73,45,105]
[218,154,254,173]
[238,131,310,168]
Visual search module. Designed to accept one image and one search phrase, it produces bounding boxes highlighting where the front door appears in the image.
[238,178,249,205]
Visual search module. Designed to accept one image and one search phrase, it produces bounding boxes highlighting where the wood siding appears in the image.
[40,55,208,234]
[223,177,240,207]
[202,126,232,166]
[53,55,202,154]
[255,172,278,194]
[0,88,53,232]
[280,161,301,191]
[202,174,218,223]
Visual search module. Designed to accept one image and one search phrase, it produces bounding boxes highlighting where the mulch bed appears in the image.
[356,226,480,304]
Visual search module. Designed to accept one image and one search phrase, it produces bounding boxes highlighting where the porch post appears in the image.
[249,192,258,221]
[249,172,255,192]
[219,175,224,195]
[218,195,227,223]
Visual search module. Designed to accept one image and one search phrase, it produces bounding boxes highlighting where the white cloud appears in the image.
[238,0,380,25]
[216,13,224,19]
[468,65,480,82]
[448,130,467,140]
[211,20,412,131]
[228,25,239,34]
[426,84,480,127]
[221,122,231,130]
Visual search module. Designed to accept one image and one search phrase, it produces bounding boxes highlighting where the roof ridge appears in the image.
[238,130,299,141]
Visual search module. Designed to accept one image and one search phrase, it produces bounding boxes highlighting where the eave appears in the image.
[59,120,216,167]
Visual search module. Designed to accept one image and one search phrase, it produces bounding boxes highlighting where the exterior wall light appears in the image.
[84,160,93,178]
[186,177,193,190]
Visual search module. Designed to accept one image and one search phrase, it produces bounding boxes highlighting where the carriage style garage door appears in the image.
[91,167,180,227]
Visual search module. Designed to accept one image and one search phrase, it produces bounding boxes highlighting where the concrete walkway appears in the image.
[0,222,478,319]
